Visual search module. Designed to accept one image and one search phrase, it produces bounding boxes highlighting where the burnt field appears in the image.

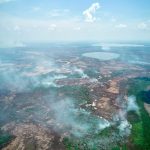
[0,42,150,150]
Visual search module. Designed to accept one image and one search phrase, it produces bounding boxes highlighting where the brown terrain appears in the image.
[1,55,150,150]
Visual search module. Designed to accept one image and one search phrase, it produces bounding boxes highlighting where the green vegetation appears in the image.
[111,69,128,78]
[67,73,82,79]
[127,78,150,95]
[25,107,38,113]
[84,69,99,78]
[127,78,150,150]
[131,122,144,146]
[112,147,120,150]
[0,132,13,148]
[98,127,112,137]
[62,125,121,150]
[97,126,118,137]
[140,90,150,104]
[112,145,127,150]
[137,94,150,149]
[60,78,150,150]
[58,85,91,104]
[63,137,89,150]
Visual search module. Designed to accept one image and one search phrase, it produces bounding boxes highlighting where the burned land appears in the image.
[0,43,150,150]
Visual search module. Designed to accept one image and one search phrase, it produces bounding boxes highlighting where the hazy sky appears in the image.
[0,0,150,46]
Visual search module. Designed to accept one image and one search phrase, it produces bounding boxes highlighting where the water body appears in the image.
[82,52,120,61]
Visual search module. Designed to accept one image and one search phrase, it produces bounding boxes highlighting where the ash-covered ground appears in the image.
[0,42,150,150]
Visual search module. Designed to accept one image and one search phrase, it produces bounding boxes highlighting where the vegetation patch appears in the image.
[0,131,14,149]
[127,78,150,149]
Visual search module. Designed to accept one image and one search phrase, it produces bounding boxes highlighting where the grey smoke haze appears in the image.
[117,110,131,136]
[48,98,110,137]
[113,95,140,136]
[1,47,143,140]
[0,50,111,138]
[0,51,67,92]
[73,67,89,78]
[127,95,139,114]
[113,96,132,136]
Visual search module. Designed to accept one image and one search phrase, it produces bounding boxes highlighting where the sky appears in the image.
[0,0,150,46]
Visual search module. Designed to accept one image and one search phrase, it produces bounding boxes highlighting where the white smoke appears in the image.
[48,98,110,137]
[73,67,89,78]
[118,120,132,136]
[114,95,139,136]
[98,119,110,130]
[127,96,139,114]
[41,75,67,87]
[0,50,69,92]
[113,109,131,136]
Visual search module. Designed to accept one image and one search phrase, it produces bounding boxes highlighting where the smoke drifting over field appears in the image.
[0,49,111,139]
[116,109,131,136]
[73,67,89,78]
[48,98,110,137]
[0,50,134,138]
[112,95,140,136]
[1,43,149,150]
[127,96,139,114]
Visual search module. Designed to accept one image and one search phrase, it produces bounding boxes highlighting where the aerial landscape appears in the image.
[0,0,150,150]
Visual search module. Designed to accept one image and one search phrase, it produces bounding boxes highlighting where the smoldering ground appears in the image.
[0,49,110,139]
[0,47,142,150]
